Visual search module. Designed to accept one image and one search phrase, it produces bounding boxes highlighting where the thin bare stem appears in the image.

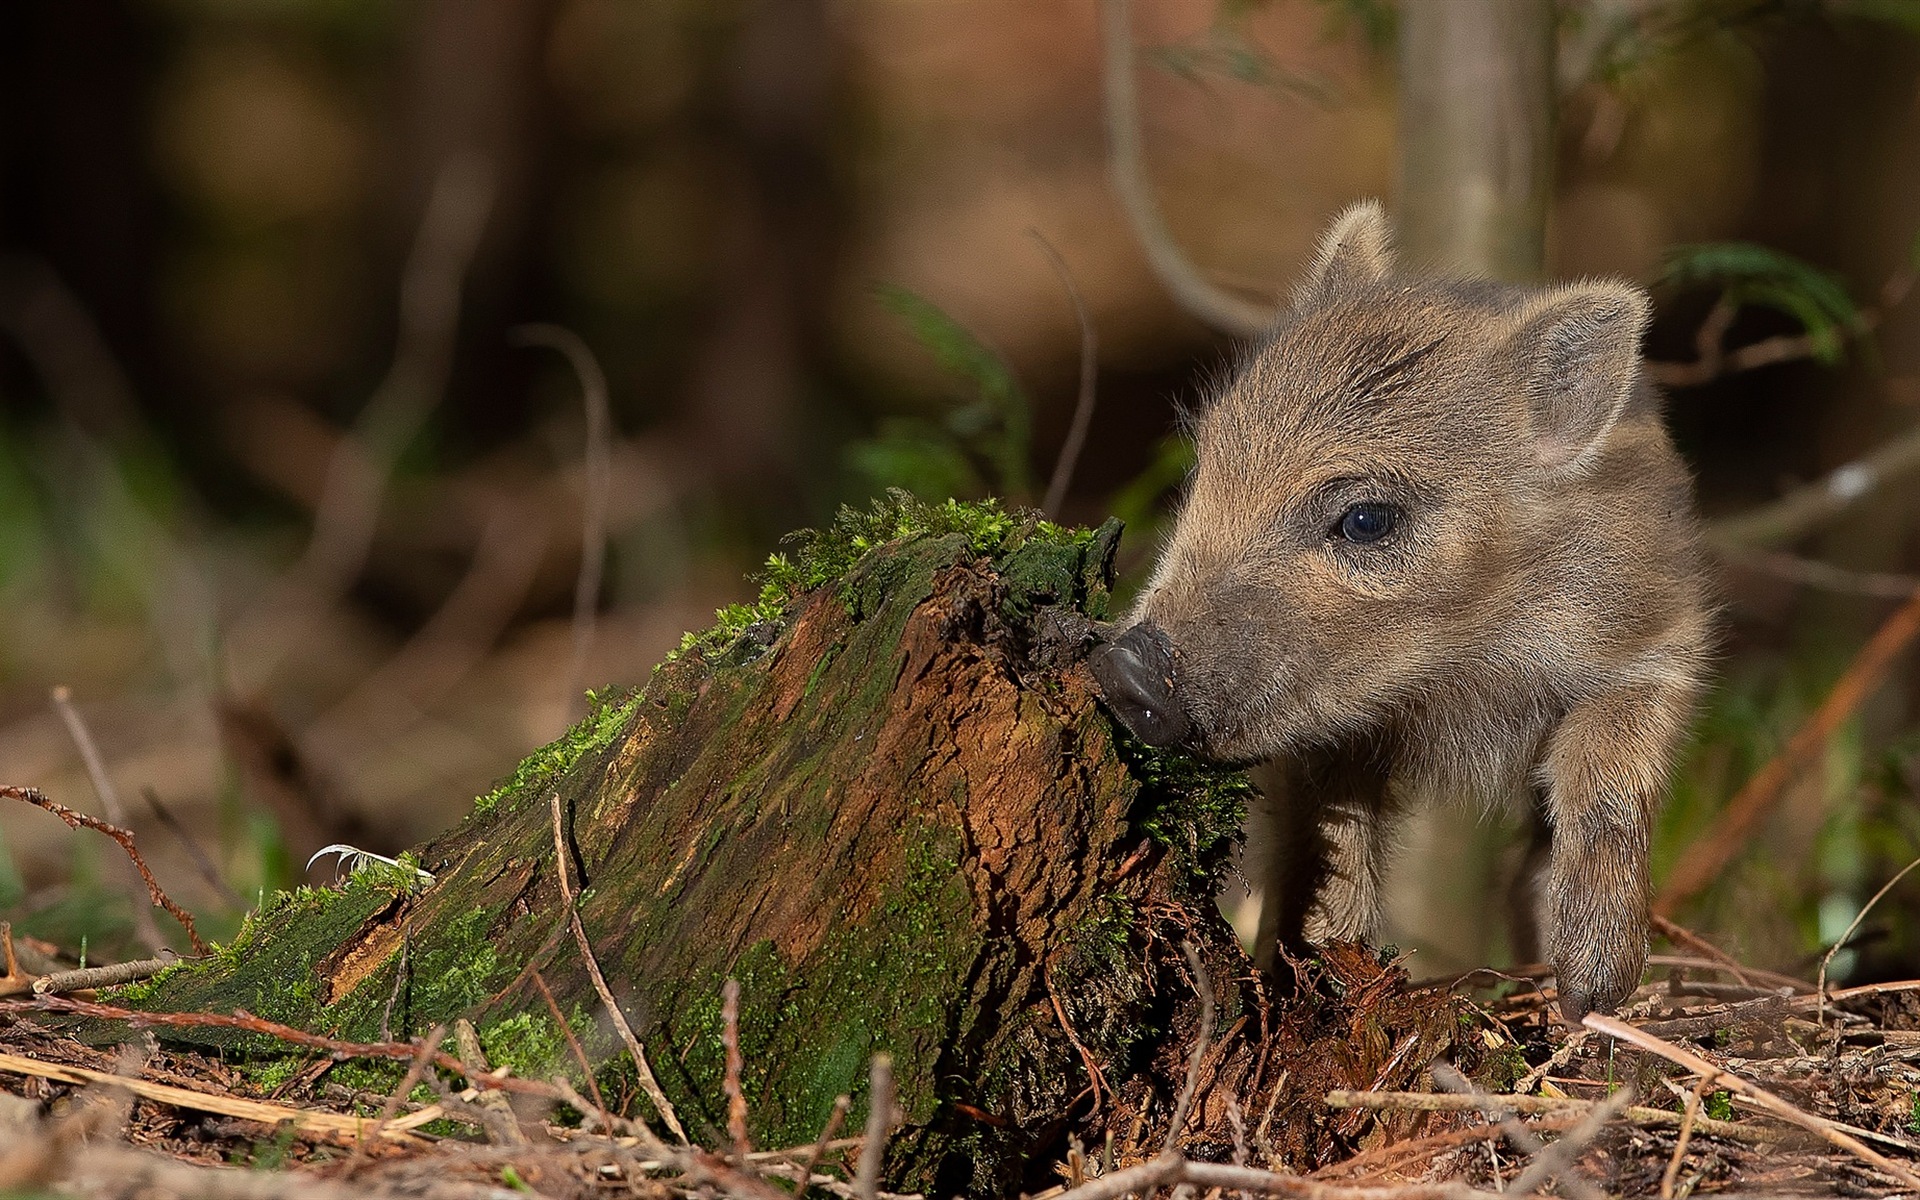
[1508,1084,1632,1195]
[364,1023,447,1149]
[1164,941,1216,1153]
[511,323,613,720]
[379,936,410,1044]
[298,154,496,597]
[0,785,205,954]
[1659,1081,1707,1200]
[141,787,245,909]
[1709,418,1920,550]
[856,1053,893,1200]
[50,687,166,952]
[723,977,752,1159]
[1326,1088,1755,1141]
[1586,1012,1920,1191]
[1098,0,1271,337]
[532,968,606,1115]
[1818,854,1920,1026]
[794,1094,850,1200]
[1719,549,1920,600]
[1027,231,1101,519]
[547,790,687,1142]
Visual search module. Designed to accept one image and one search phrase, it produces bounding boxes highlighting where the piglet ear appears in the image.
[1292,200,1394,308]
[1504,280,1651,472]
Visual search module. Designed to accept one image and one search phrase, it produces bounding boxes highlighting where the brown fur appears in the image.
[1116,201,1712,1019]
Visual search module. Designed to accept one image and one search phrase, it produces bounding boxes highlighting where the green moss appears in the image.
[1706,1090,1734,1121]
[668,492,1100,663]
[472,689,639,815]
[1116,733,1254,892]
[477,1010,574,1082]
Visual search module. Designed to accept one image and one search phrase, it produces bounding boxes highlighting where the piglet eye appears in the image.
[1335,502,1398,544]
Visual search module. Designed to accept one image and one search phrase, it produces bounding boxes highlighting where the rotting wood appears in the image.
[104,499,1272,1194]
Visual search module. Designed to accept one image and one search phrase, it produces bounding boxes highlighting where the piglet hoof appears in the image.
[1556,986,1593,1025]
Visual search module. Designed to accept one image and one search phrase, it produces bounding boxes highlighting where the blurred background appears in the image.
[2,0,1919,990]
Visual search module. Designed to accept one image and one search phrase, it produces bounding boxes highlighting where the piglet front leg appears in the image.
[1537,678,1696,1021]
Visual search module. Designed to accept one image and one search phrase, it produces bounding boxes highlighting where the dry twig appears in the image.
[141,786,245,909]
[794,1094,851,1200]
[0,1049,436,1143]
[31,956,175,996]
[1586,1012,1920,1190]
[1432,1063,1603,1200]
[548,790,687,1142]
[1660,1080,1709,1200]
[1324,1089,1757,1142]
[49,687,167,953]
[723,977,752,1159]
[0,784,206,954]
[532,968,606,1114]
[1164,941,1216,1151]
[0,993,561,1103]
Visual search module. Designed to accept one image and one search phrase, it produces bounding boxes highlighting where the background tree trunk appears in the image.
[1389,0,1556,976]
[1395,0,1555,283]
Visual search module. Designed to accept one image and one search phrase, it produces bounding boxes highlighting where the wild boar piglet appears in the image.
[1092,201,1713,1020]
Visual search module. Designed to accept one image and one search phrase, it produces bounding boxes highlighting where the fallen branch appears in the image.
[0,994,561,1103]
[1585,1012,1920,1191]
[548,790,688,1142]
[1649,265,1913,390]
[142,786,246,909]
[1719,550,1920,600]
[1432,1062,1602,1200]
[1051,1153,1495,1200]
[1098,0,1271,337]
[0,1049,437,1143]
[1164,941,1216,1150]
[1708,419,1920,550]
[1324,1089,1759,1142]
[0,785,207,954]
[31,956,176,996]
[1656,584,1920,915]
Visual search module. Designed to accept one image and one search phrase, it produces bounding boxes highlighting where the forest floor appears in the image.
[0,913,1916,1199]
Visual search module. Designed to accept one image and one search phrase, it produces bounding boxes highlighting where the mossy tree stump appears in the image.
[124,500,1255,1193]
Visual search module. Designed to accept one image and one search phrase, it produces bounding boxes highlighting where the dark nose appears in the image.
[1089,622,1192,747]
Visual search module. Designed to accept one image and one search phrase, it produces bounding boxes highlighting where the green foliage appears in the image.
[1706,1090,1735,1122]
[1314,0,1395,49]
[850,287,1032,502]
[1662,242,1865,365]
[1150,20,1339,104]
[1834,0,1920,34]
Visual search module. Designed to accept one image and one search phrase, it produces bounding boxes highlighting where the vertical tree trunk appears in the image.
[1391,0,1557,972]
[1395,0,1556,283]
